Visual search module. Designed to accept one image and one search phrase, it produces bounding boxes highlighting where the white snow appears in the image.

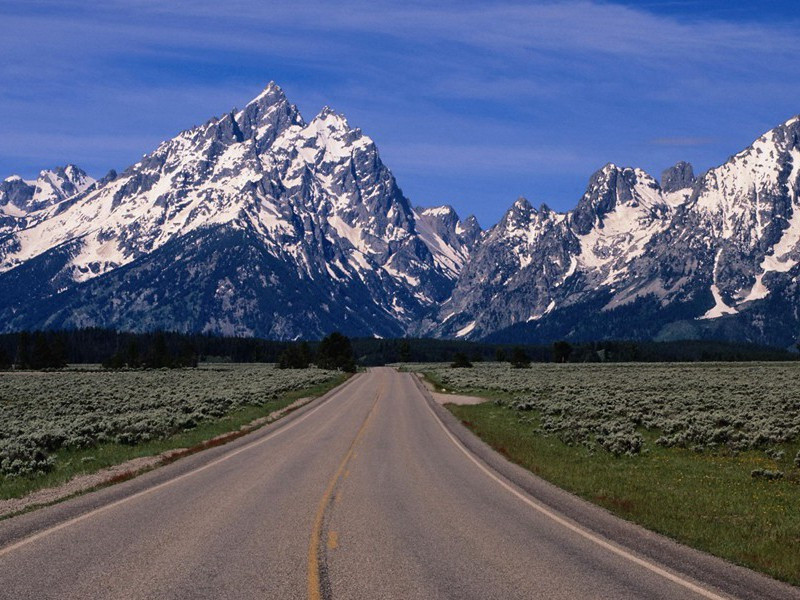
[420,206,453,217]
[455,321,476,337]
[700,284,739,319]
[0,203,26,217]
[700,250,738,319]
[577,170,668,283]
[527,299,556,322]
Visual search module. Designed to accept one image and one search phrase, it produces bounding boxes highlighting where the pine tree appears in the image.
[317,332,356,372]
[398,339,411,362]
[0,347,10,370]
[278,343,309,369]
[552,340,573,363]
[29,332,55,370]
[14,332,31,369]
[510,346,530,368]
[451,352,472,368]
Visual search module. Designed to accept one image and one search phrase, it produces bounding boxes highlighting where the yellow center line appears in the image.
[307,391,380,600]
[327,531,339,550]
[0,373,365,560]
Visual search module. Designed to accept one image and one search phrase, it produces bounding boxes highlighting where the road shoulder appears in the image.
[410,373,800,600]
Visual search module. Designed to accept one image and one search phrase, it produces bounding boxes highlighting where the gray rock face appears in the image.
[436,115,800,346]
[661,161,695,193]
[1,84,799,346]
[0,165,94,214]
[0,83,469,339]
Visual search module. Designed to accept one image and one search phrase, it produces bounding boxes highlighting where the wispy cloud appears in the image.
[1,0,799,224]
[649,137,717,147]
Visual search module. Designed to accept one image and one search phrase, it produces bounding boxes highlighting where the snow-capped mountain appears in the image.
[0,83,477,338]
[435,115,800,346]
[1,82,799,346]
[1,165,94,215]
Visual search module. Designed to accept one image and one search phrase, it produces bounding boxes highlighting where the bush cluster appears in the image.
[0,365,337,477]
[410,362,800,459]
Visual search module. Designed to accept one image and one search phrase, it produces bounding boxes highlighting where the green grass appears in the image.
[1,374,347,502]
[446,397,800,585]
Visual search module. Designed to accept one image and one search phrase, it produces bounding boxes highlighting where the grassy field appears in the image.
[407,362,800,585]
[0,364,346,500]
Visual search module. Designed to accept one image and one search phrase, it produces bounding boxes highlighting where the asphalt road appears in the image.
[0,367,797,599]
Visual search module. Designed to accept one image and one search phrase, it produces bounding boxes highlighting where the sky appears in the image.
[2,0,800,227]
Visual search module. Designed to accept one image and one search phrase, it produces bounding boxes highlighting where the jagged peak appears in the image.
[246,81,287,108]
[661,161,695,193]
[512,196,534,212]
[497,197,536,229]
[312,106,350,129]
[234,82,304,148]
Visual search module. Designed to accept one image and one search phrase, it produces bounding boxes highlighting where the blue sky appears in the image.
[2,1,800,227]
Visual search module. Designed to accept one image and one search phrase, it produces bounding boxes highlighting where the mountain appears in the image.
[0,165,95,236]
[1,83,799,346]
[0,83,478,338]
[435,116,800,347]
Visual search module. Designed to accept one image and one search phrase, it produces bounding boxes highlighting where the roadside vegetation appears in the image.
[407,362,800,585]
[0,364,345,500]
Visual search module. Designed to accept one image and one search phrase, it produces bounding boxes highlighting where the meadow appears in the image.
[0,364,343,499]
[407,362,800,584]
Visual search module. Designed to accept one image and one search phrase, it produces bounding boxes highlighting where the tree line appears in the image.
[0,328,795,371]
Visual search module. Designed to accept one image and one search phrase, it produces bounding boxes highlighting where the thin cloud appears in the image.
[650,137,717,147]
[1,0,799,222]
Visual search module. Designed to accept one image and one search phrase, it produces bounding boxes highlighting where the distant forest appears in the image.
[0,328,796,369]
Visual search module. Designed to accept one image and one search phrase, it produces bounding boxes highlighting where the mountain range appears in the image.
[2,83,799,346]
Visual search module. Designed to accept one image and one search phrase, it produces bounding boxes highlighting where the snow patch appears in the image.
[455,321,476,337]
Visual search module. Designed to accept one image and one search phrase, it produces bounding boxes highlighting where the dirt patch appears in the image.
[415,373,488,406]
[431,392,487,406]
[0,395,312,520]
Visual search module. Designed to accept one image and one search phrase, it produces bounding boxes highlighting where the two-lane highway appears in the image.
[0,368,796,599]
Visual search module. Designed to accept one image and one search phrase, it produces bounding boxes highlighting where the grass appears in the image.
[436,379,800,586]
[1,374,347,502]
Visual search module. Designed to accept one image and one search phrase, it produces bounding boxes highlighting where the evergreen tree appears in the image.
[126,340,141,368]
[510,346,530,368]
[398,339,411,362]
[50,334,67,368]
[278,343,309,369]
[316,332,356,372]
[29,332,55,370]
[178,340,198,367]
[494,348,507,362]
[451,352,472,368]
[552,340,573,363]
[14,332,31,369]
[299,341,312,366]
[149,332,171,368]
[0,347,10,370]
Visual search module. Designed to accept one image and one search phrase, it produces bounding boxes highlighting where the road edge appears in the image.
[410,373,800,600]
[0,372,364,552]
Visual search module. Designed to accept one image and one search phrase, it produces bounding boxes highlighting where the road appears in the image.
[0,367,796,599]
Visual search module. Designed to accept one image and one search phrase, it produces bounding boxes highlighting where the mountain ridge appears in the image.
[2,84,799,345]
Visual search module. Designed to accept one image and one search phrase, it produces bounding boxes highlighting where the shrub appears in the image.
[751,468,784,481]
[451,352,473,368]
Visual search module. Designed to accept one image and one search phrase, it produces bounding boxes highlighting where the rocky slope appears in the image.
[436,116,800,346]
[2,83,799,346]
[0,83,477,338]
